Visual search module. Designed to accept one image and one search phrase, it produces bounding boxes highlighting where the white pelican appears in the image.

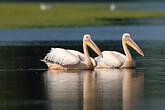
[42,34,103,70]
[110,3,116,11]
[95,33,144,68]
[40,3,51,11]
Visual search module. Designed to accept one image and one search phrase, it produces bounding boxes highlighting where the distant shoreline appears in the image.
[0,2,165,29]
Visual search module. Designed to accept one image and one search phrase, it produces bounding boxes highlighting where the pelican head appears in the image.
[122,33,144,57]
[83,34,103,58]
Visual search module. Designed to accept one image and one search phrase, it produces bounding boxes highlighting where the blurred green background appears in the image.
[0,0,165,29]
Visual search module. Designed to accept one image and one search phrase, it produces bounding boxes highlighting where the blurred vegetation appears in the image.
[0,3,165,29]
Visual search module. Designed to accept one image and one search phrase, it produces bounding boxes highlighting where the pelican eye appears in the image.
[125,35,130,39]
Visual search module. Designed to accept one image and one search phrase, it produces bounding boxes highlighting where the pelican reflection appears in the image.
[43,70,96,110]
[122,69,144,110]
[83,70,99,110]
[43,69,144,110]
[95,69,144,110]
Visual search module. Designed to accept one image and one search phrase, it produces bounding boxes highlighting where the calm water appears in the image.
[0,25,165,42]
[116,2,165,11]
[0,25,164,110]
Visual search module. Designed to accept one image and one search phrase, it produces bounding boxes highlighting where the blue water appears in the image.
[0,25,165,43]
[116,2,165,11]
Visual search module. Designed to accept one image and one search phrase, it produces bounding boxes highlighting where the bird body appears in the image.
[110,3,116,11]
[95,33,144,68]
[43,34,103,70]
[40,3,51,11]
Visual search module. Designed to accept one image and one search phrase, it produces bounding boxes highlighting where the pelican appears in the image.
[40,3,51,11]
[110,3,116,11]
[95,33,144,68]
[42,34,103,70]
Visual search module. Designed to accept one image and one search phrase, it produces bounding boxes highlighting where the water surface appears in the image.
[0,25,165,43]
[0,37,164,110]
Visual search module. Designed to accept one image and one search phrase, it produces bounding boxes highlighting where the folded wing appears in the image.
[95,51,126,68]
[44,48,80,66]
[67,49,97,67]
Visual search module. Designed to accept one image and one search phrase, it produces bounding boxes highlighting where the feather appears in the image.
[112,51,127,62]
[67,49,85,62]
[44,48,80,66]
[95,51,124,68]
[67,49,97,67]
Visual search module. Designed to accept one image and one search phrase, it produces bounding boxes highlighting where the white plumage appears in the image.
[40,3,51,11]
[42,34,103,70]
[67,49,96,66]
[43,48,97,69]
[95,51,126,68]
[45,48,80,66]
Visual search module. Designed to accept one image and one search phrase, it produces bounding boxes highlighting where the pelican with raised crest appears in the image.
[42,34,103,70]
[95,33,144,68]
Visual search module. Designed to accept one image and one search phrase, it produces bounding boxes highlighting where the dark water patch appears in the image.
[0,39,163,110]
[118,2,165,11]
[98,18,165,25]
